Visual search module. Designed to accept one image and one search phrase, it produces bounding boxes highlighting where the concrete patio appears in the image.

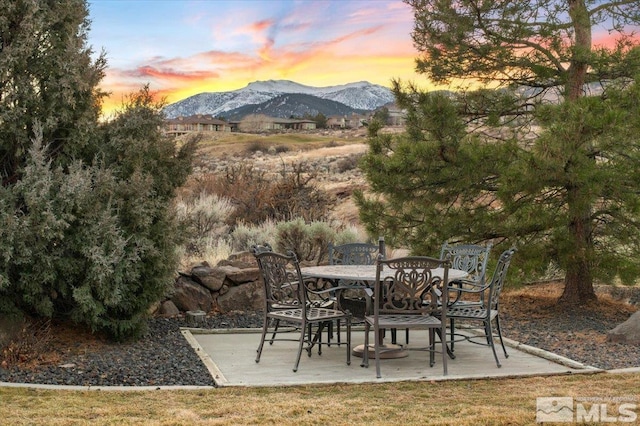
[184,327,598,387]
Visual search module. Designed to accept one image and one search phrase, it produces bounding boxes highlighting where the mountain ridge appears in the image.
[163,80,394,119]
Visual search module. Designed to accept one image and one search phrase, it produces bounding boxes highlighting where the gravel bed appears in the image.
[1,301,639,387]
[0,313,263,388]
[500,308,640,370]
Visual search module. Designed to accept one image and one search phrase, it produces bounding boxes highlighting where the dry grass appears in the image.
[1,373,639,425]
[191,130,367,159]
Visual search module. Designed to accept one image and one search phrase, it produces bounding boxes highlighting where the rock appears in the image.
[218,284,229,296]
[171,275,213,313]
[217,251,257,269]
[158,300,180,317]
[607,310,640,344]
[216,280,263,313]
[191,265,226,292]
[223,266,260,286]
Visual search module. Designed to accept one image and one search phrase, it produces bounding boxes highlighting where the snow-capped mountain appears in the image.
[163,80,394,119]
[222,93,367,120]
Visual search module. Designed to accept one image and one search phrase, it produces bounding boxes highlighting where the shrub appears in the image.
[0,318,52,368]
[204,161,334,226]
[273,145,290,154]
[0,92,195,341]
[175,192,234,254]
[275,219,336,265]
[229,220,277,253]
[334,153,364,173]
[245,140,264,154]
[177,236,233,271]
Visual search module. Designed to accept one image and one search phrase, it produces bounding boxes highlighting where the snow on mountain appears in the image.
[163,80,394,119]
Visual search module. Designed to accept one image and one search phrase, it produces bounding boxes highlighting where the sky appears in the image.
[87,0,424,115]
[86,0,636,117]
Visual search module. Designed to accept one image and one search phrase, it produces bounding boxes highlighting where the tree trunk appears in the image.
[559,0,597,305]
[560,191,597,304]
[560,255,596,305]
[566,0,591,101]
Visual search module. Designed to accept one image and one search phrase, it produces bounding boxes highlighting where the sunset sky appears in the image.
[86,1,635,117]
[87,0,424,115]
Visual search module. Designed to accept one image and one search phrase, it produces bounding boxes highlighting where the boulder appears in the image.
[216,280,263,313]
[223,266,261,286]
[219,251,258,269]
[191,265,226,292]
[158,300,181,317]
[171,275,213,313]
[607,310,640,344]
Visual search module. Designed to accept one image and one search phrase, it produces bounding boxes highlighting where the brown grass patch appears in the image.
[2,373,640,425]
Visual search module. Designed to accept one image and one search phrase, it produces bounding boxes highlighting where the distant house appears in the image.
[327,113,369,129]
[164,114,229,135]
[327,115,347,129]
[237,114,316,132]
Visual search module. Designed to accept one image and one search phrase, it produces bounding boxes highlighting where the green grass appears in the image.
[1,372,639,425]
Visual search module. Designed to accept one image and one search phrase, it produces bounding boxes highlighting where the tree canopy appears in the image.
[356,0,640,304]
[0,0,196,339]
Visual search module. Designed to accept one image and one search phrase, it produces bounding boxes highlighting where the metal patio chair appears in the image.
[253,248,352,372]
[361,256,451,378]
[439,242,493,352]
[445,247,516,367]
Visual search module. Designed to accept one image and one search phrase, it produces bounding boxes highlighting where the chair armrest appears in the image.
[446,280,489,306]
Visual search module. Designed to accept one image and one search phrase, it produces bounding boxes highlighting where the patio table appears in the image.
[300,264,468,358]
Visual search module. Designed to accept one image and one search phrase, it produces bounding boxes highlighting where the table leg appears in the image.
[352,329,408,359]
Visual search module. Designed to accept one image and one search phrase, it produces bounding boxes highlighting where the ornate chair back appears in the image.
[252,248,304,314]
[487,247,517,310]
[329,242,382,266]
[440,242,492,286]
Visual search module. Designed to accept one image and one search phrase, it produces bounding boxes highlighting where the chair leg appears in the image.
[449,318,455,352]
[495,316,509,358]
[361,323,370,368]
[256,315,269,363]
[327,321,333,346]
[440,326,448,375]
[345,317,351,366]
[429,329,435,367]
[269,319,280,345]
[485,320,501,368]
[316,323,322,356]
[375,325,382,379]
[293,323,307,372]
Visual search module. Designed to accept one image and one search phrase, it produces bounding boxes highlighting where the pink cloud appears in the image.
[128,66,219,83]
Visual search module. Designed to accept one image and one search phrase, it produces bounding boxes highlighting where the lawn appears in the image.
[1,372,639,425]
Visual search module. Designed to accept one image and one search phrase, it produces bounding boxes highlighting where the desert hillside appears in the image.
[186,129,374,226]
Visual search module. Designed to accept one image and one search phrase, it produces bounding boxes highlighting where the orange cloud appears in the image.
[129,66,219,83]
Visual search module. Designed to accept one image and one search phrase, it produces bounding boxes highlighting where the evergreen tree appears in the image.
[0,0,106,181]
[0,1,196,339]
[356,0,640,304]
